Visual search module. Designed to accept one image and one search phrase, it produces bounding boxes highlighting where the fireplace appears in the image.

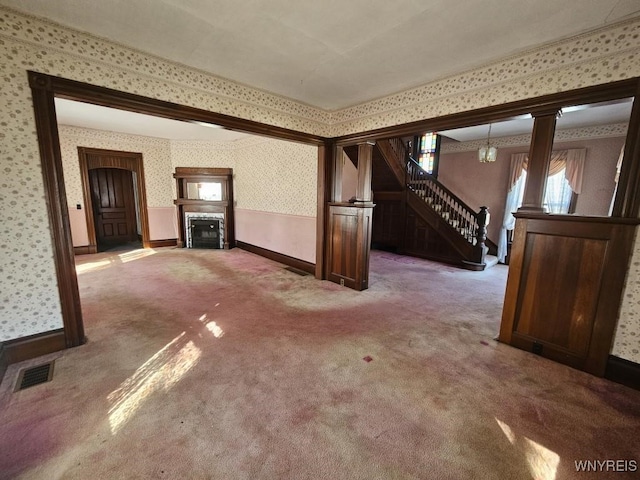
[174,168,234,249]
[185,213,225,249]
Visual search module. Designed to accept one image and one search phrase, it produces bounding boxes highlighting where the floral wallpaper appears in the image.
[59,126,173,208]
[232,138,317,217]
[171,137,317,217]
[615,234,640,361]
[331,19,640,135]
[1,5,639,361]
[0,8,332,136]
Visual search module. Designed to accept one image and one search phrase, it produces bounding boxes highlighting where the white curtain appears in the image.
[497,149,586,263]
[498,153,528,263]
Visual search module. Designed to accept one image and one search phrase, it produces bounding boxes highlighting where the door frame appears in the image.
[28,70,327,348]
[27,70,640,356]
[78,147,150,252]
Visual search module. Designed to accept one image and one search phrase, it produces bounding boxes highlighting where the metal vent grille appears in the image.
[15,362,54,391]
[284,266,310,276]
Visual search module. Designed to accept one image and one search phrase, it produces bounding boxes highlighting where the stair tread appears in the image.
[484,255,499,269]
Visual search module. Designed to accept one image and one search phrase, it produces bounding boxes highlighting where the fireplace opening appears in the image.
[190,219,222,249]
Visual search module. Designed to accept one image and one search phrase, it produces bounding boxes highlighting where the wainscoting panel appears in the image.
[235,209,316,264]
[499,213,638,376]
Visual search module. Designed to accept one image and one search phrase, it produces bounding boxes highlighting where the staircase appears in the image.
[405,155,490,269]
[348,138,495,270]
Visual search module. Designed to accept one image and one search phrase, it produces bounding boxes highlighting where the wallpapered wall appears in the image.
[1,6,640,362]
[58,126,317,256]
[60,126,173,208]
[439,135,626,243]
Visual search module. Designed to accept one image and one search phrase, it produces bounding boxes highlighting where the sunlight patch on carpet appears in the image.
[495,418,516,444]
[199,313,225,338]
[524,438,559,480]
[118,248,157,263]
[76,259,113,275]
[107,332,201,434]
[496,417,559,480]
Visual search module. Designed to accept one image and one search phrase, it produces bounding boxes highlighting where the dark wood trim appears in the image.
[78,147,151,249]
[26,70,640,361]
[148,239,178,248]
[0,330,66,383]
[605,355,640,391]
[173,167,234,249]
[73,245,97,255]
[356,142,374,202]
[316,141,334,280]
[373,191,403,201]
[0,344,7,385]
[29,74,85,348]
[520,112,558,212]
[236,241,315,274]
[28,70,326,349]
[499,215,637,376]
[333,79,639,145]
[612,84,640,217]
[30,71,327,146]
[514,212,640,225]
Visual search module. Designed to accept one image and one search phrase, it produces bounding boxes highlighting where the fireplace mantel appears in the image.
[173,167,235,249]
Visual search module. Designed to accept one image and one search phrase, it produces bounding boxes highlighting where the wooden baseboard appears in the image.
[0,343,7,386]
[148,239,178,248]
[0,330,66,383]
[605,355,640,391]
[74,245,97,255]
[236,241,315,274]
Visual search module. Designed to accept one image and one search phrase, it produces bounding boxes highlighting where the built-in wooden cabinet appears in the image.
[499,213,639,376]
[327,202,374,291]
[173,167,235,249]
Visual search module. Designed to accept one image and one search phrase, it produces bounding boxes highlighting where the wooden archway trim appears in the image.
[78,147,151,252]
[28,70,330,348]
[27,70,640,355]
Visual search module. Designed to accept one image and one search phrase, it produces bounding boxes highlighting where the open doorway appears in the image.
[78,147,150,253]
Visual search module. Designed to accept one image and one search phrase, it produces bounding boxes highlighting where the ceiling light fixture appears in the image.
[191,120,223,129]
[478,123,498,163]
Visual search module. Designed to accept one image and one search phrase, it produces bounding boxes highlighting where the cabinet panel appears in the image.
[499,214,638,375]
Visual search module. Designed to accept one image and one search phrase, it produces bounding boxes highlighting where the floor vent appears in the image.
[284,266,310,276]
[15,362,54,391]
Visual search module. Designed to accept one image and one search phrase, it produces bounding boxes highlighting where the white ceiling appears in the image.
[4,0,640,110]
[54,98,251,142]
[440,98,634,142]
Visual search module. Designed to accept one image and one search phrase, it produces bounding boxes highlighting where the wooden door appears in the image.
[89,168,138,250]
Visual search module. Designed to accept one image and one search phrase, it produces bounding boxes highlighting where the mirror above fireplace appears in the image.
[173,167,235,249]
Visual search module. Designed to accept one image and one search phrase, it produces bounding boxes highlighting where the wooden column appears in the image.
[519,111,559,212]
[611,82,640,217]
[332,145,344,203]
[325,141,375,290]
[356,142,374,202]
[316,141,335,280]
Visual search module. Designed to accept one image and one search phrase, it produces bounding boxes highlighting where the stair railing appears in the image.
[387,137,408,168]
[406,156,489,264]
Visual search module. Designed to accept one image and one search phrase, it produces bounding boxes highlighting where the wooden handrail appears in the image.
[387,137,409,165]
[406,156,488,263]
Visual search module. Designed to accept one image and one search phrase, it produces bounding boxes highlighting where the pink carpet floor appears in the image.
[1,247,639,479]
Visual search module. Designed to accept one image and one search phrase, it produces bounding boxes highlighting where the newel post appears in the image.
[474,206,490,264]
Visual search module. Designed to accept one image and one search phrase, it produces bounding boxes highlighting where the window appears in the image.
[544,169,573,214]
[513,168,574,214]
[415,132,441,176]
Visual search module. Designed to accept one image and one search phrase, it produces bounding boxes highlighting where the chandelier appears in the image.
[478,123,498,163]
